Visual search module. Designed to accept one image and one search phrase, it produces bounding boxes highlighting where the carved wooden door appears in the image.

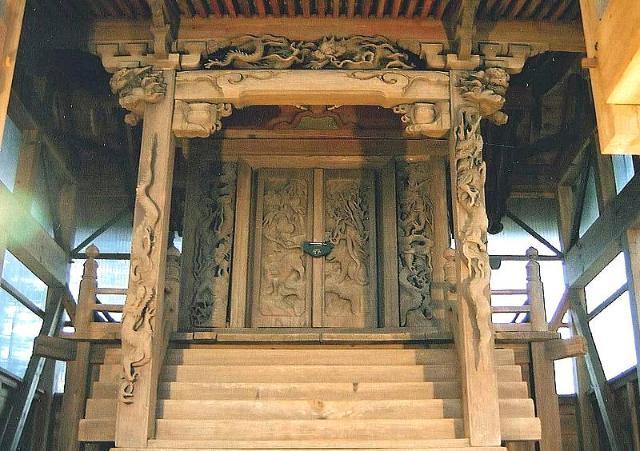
[250,168,377,328]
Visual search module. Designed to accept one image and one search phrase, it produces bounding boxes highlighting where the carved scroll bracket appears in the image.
[172,101,233,138]
[110,67,167,126]
[392,101,450,138]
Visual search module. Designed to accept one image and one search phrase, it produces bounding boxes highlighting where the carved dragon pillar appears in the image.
[110,67,177,447]
[448,68,509,446]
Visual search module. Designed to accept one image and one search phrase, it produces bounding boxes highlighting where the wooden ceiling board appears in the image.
[49,0,579,21]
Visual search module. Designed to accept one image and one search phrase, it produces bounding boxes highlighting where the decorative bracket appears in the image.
[415,42,543,75]
[110,67,166,126]
[393,101,450,138]
[172,101,233,138]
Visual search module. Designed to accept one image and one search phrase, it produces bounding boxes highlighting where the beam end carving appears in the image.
[110,67,167,126]
[172,101,233,138]
[393,101,450,138]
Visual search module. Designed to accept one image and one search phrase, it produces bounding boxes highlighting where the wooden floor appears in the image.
[81,342,540,450]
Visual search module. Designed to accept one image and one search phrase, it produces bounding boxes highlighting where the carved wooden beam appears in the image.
[172,70,451,138]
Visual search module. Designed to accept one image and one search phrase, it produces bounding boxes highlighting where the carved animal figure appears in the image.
[120,135,161,403]
[204,35,305,69]
[305,36,414,70]
[203,35,415,70]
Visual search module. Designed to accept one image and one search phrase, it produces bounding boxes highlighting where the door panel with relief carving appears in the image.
[249,168,377,328]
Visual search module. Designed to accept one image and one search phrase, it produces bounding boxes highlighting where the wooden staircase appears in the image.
[80,345,540,450]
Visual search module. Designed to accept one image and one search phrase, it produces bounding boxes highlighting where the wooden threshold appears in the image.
[62,327,560,344]
[173,327,452,344]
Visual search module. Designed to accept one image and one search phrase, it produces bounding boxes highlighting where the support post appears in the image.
[0,0,28,147]
[623,228,640,389]
[570,292,624,451]
[115,69,176,448]
[448,69,507,446]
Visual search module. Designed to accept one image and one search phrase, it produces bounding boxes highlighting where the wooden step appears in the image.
[78,418,115,442]
[499,398,535,418]
[155,399,463,420]
[154,418,465,441]
[158,381,462,400]
[497,381,529,399]
[163,348,459,366]
[160,364,460,383]
[145,438,506,449]
[101,346,516,365]
[89,380,528,401]
[501,417,542,441]
[84,398,534,422]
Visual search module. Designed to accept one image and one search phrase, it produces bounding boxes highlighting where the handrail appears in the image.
[489,247,548,333]
[74,243,181,338]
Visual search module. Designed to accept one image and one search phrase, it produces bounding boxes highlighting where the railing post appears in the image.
[164,244,181,335]
[75,244,99,335]
[526,247,547,331]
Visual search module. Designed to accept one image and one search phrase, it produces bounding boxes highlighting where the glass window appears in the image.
[585,253,627,313]
[2,251,48,310]
[0,288,43,378]
[53,361,66,393]
[0,117,22,191]
[489,259,565,322]
[74,214,133,255]
[578,164,599,237]
[589,291,637,380]
[69,258,130,305]
[612,155,635,194]
[488,198,561,256]
[555,327,576,395]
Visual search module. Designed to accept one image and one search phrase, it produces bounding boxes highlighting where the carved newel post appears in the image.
[111,67,177,447]
[526,247,547,332]
[75,245,99,335]
[448,68,509,446]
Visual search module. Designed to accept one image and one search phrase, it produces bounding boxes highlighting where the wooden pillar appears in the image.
[0,0,27,147]
[115,69,176,448]
[447,69,505,446]
[623,228,640,390]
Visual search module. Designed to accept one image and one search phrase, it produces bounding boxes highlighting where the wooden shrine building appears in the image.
[0,0,639,450]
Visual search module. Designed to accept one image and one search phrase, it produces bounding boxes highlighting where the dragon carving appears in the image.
[120,134,161,403]
[203,35,416,70]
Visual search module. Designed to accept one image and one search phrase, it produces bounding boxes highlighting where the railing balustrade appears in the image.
[73,244,181,339]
